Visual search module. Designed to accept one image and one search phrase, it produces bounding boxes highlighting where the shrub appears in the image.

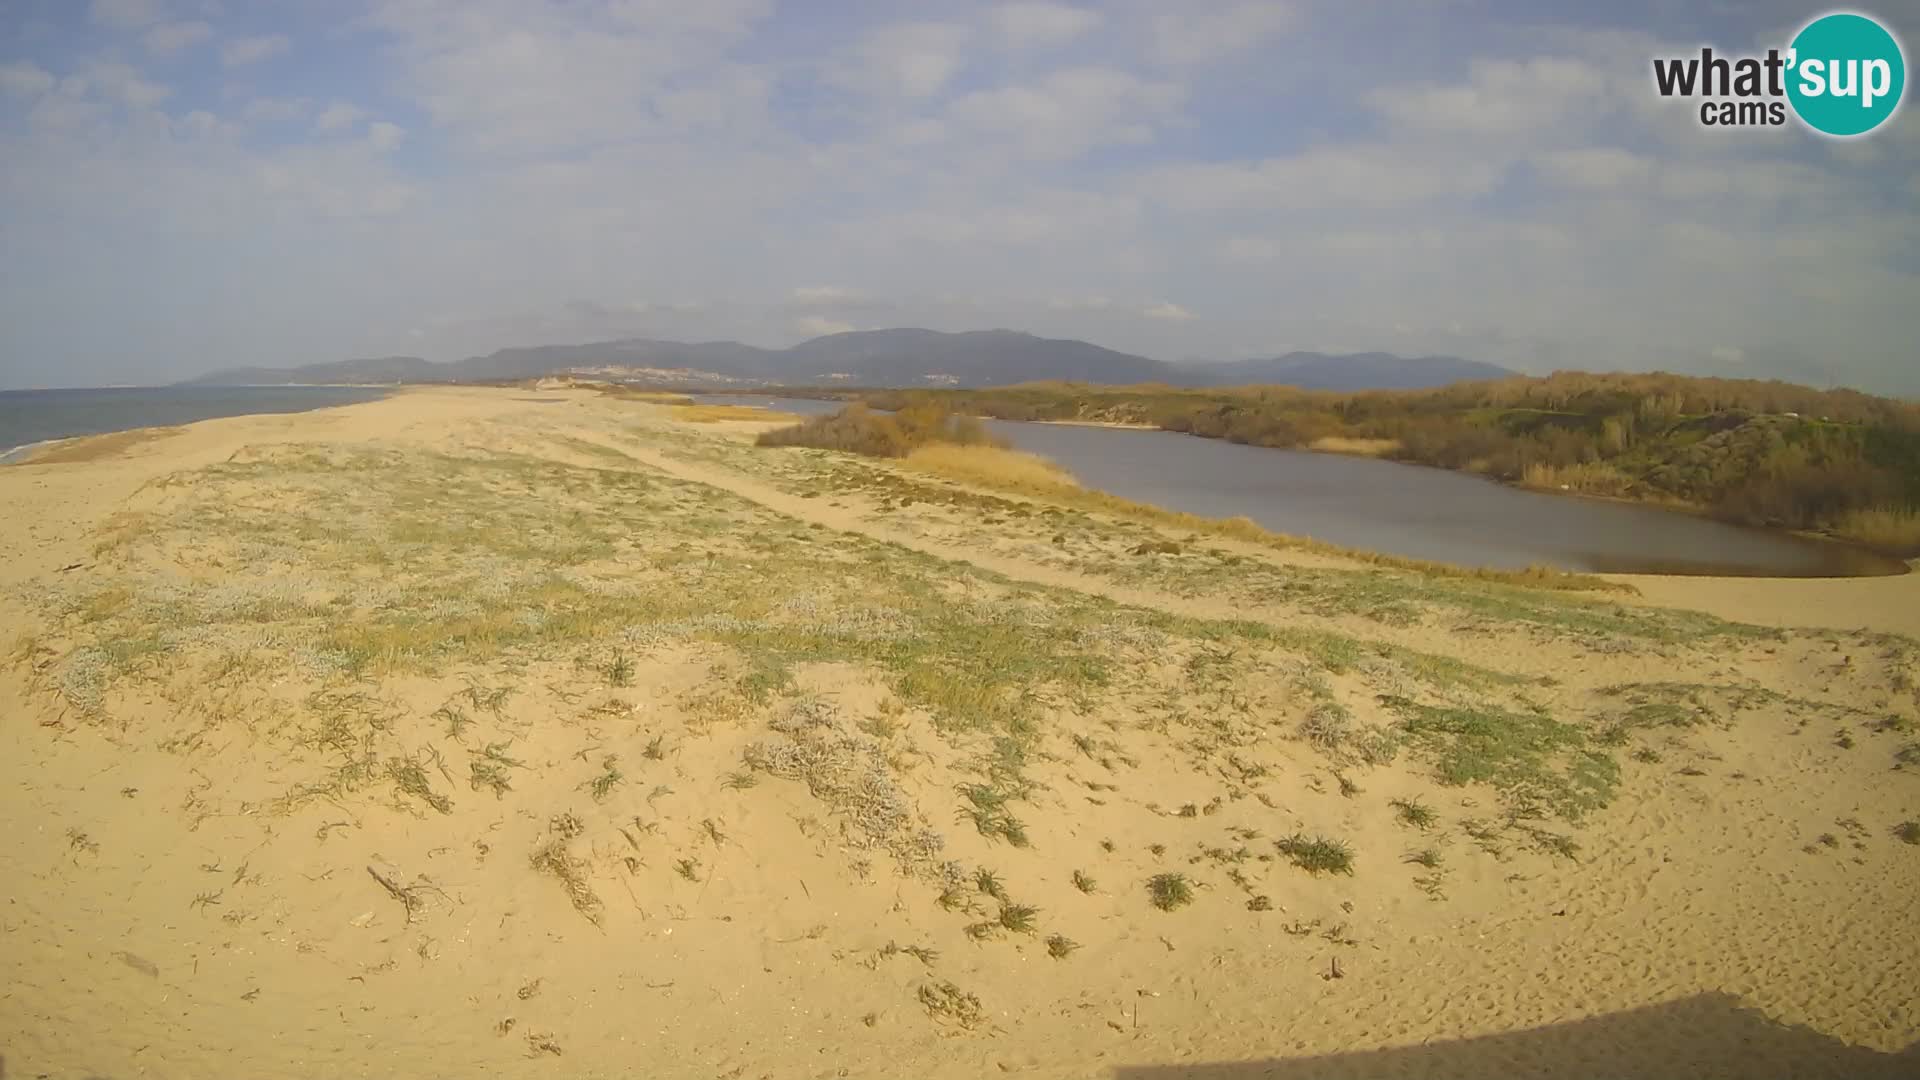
[756,403,1008,459]
[1147,872,1195,911]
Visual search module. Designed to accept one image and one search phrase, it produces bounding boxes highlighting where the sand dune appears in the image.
[2,387,1915,1079]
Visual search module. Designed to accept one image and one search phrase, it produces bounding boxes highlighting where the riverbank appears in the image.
[854,379,1920,558]
[3,386,1916,1079]
[713,392,1907,577]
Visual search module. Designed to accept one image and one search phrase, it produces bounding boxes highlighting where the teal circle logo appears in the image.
[1787,12,1906,136]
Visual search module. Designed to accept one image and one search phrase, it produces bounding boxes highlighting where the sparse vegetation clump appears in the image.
[1404,848,1443,870]
[1390,797,1438,830]
[386,755,452,815]
[585,755,624,802]
[530,823,602,925]
[974,868,1006,901]
[997,903,1039,934]
[958,783,1031,847]
[604,651,634,687]
[1147,872,1195,911]
[1385,697,1617,821]
[468,741,524,797]
[1895,820,1920,846]
[1277,833,1355,876]
[917,981,984,1029]
[743,698,943,870]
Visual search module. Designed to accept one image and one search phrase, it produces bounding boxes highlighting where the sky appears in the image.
[0,0,1915,392]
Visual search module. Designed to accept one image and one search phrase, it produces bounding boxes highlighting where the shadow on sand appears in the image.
[1113,993,1918,1080]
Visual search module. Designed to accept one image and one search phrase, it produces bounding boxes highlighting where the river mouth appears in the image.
[697,395,1909,579]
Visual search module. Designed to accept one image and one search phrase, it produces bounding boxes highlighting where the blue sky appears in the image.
[0,0,1914,391]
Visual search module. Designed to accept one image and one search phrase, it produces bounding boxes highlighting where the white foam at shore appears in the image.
[0,438,70,465]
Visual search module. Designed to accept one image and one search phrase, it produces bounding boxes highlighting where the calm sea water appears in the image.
[0,386,391,462]
[702,395,1905,579]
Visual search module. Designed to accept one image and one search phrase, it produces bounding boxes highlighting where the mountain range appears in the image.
[183,328,1517,391]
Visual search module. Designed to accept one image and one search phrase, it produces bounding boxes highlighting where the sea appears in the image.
[0,385,392,463]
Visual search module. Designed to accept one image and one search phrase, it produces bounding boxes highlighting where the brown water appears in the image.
[707,396,1906,578]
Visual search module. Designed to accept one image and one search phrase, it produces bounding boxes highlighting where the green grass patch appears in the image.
[1385,697,1617,821]
[1276,833,1355,876]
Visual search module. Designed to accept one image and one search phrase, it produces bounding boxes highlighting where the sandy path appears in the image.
[1611,570,1920,638]
[550,426,1888,714]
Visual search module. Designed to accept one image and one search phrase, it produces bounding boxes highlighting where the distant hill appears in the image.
[1179,352,1516,390]
[183,332,1512,391]
[182,355,443,386]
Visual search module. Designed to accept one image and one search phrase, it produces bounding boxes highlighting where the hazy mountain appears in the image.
[1180,352,1516,390]
[185,332,1514,391]
[779,329,1168,385]
[183,355,442,385]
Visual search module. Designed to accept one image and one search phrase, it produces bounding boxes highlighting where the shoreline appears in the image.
[0,436,69,464]
[0,384,398,466]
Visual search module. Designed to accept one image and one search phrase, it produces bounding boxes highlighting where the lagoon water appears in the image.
[705,395,1904,578]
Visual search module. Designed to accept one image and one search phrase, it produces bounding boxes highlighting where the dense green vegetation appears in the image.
[856,373,1920,553]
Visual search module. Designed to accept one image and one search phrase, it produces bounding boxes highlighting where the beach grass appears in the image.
[671,404,802,424]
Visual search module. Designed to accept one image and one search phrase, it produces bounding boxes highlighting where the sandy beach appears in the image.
[2,386,1916,1079]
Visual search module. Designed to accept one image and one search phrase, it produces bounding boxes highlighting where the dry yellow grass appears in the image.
[1308,435,1400,457]
[895,444,1627,593]
[671,404,802,424]
[1830,506,1920,552]
[902,444,1078,492]
[1521,461,1636,499]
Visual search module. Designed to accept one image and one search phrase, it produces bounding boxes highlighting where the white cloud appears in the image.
[795,315,855,336]
[89,0,165,29]
[1151,2,1295,66]
[366,121,407,152]
[1148,146,1503,211]
[174,109,238,140]
[0,61,55,98]
[989,4,1101,48]
[222,34,290,67]
[1533,147,1654,190]
[314,102,364,133]
[947,67,1183,159]
[144,20,213,55]
[846,22,971,99]
[1143,301,1195,321]
[1369,57,1611,136]
[366,0,774,153]
[69,62,172,110]
[243,97,308,124]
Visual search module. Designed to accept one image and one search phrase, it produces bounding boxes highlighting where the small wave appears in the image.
[0,438,69,465]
